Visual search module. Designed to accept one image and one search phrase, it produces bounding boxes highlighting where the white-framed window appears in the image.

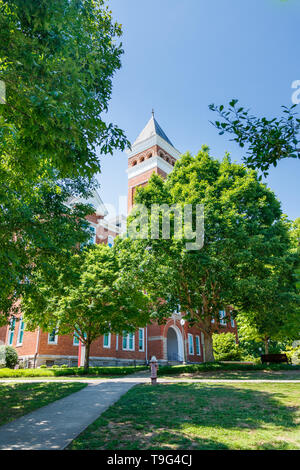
[107,235,114,248]
[8,317,16,346]
[188,333,194,355]
[195,335,201,356]
[16,317,25,346]
[230,316,235,328]
[122,332,135,351]
[219,310,227,326]
[48,328,58,345]
[103,333,111,348]
[73,331,80,346]
[116,334,119,351]
[138,328,144,352]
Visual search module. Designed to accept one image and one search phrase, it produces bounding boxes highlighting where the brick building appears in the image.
[0,114,237,367]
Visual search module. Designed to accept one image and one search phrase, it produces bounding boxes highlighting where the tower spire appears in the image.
[152,108,154,118]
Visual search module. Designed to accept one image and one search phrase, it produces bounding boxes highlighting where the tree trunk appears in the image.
[264,337,269,355]
[84,342,91,373]
[204,333,215,362]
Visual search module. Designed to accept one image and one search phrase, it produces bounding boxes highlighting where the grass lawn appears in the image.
[161,370,300,381]
[0,382,87,426]
[68,382,300,450]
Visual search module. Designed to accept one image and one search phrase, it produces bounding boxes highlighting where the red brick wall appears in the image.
[128,167,167,211]
[0,325,8,345]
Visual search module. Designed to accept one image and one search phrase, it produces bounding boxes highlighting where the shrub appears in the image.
[157,362,300,376]
[284,345,300,364]
[213,332,241,361]
[0,345,19,369]
[0,365,148,378]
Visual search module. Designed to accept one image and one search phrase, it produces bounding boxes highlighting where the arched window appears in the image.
[147,153,153,159]
[139,156,145,163]
[107,235,114,248]
[131,160,137,167]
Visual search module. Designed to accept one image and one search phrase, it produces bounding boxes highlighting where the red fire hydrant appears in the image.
[150,356,158,385]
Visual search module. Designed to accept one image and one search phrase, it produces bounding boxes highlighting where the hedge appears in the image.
[0,365,148,378]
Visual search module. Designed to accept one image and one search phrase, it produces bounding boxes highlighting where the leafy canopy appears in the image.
[0,0,129,180]
[209,100,300,177]
[21,242,156,369]
[132,148,295,360]
[0,0,128,322]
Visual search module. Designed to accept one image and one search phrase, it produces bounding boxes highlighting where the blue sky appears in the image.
[98,0,300,221]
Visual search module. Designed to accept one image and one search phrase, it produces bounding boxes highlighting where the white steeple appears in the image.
[133,111,174,147]
[127,112,180,160]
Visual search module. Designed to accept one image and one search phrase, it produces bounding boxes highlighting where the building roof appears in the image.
[67,188,108,217]
[133,114,174,147]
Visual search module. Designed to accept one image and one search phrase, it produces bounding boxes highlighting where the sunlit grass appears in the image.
[68,382,300,450]
[0,382,87,426]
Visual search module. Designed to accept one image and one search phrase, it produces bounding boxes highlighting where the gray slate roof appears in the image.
[133,115,174,147]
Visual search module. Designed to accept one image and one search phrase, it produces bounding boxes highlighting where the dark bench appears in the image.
[261,354,289,364]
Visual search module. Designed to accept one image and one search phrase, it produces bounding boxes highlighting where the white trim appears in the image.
[122,332,135,351]
[103,333,111,349]
[219,310,227,326]
[98,219,123,235]
[126,134,181,160]
[7,318,16,346]
[138,328,145,352]
[188,333,194,355]
[16,317,25,346]
[127,155,174,180]
[230,317,235,328]
[167,325,184,361]
[48,330,58,345]
[73,332,80,346]
[195,335,201,356]
[116,334,119,351]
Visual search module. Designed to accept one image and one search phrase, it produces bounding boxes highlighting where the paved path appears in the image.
[0,373,299,450]
[0,372,148,450]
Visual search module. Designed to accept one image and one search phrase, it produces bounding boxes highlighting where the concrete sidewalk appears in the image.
[0,374,147,450]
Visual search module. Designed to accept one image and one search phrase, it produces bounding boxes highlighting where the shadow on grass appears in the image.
[69,382,299,450]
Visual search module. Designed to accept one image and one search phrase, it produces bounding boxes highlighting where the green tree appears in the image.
[132,148,295,361]
[0,0,129,180]
[236,222,300,354]
[290,218,300,290]
[209,100,300,177]
[212,332,240,361]
[21,243,154,371]
[0,0,128,320]
[0,178,93,324]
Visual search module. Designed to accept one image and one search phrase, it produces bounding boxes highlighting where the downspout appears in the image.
[145,326,148,364]
[34,327,40,368]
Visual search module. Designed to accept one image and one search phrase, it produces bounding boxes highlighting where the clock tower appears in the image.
[127,112,181,212]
